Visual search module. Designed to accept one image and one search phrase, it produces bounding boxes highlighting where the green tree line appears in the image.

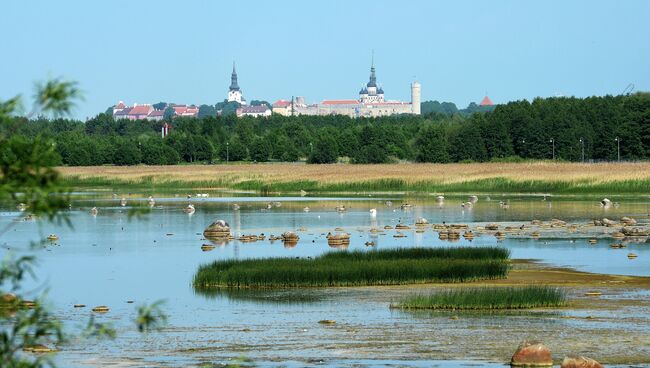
[7,93,650,165]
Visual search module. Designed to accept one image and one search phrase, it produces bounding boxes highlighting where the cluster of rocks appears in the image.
[511,340,603,368]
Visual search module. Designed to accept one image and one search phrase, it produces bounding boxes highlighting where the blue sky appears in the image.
[1,0,649,119]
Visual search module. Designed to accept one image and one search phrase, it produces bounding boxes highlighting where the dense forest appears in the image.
[3,93,649,165]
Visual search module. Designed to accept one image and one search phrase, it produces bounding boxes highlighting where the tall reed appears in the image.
[394,286,567,310]
[193,247,510,289]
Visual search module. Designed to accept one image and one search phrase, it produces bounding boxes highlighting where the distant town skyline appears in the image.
[2,0,649,119]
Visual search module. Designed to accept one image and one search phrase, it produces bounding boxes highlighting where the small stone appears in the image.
[560,354,603,368]
[73,304,86,308]
[318,319,336,325]
[23,344,57,353]
[92,305,110,313]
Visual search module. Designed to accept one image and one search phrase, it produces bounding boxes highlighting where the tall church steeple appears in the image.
[367,51,377,88]
[227,61,245,104]
[229,62,240,91]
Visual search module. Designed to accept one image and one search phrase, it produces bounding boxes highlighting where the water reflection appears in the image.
[195,288,325,305]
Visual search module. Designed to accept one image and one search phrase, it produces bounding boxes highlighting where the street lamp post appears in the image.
[579,138,585,163]
[309,142,313,155]
[226,142,229,164]
[615,137,620,162]
[550,138,555,160]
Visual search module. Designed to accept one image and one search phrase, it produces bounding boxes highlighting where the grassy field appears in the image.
[58,162,650,195]
[193,247,510,289]
[393,286,567,310]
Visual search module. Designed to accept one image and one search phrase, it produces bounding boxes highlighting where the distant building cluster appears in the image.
[111,55,438,120]
[112,102,199,121]
[272,58,421,118]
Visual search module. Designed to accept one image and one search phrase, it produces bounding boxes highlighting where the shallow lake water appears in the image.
[1,194,649,367]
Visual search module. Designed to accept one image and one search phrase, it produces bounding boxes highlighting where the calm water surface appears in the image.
[1,194,649,367]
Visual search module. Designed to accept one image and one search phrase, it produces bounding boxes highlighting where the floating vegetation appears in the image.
[393,286,566,310]
[193,247,510,289]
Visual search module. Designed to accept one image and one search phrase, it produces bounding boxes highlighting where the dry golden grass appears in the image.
[58,162,650,186]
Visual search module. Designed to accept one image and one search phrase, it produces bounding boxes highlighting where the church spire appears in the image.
[367,51,377,88]
[230,61,240,91]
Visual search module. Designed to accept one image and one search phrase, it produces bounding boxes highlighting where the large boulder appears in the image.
[511,340,553,367]
[560,354,603,368]
[203,220,231,239]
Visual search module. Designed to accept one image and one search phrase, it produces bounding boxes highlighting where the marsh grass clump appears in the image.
[193,247,510,289]
[394,286,567,310]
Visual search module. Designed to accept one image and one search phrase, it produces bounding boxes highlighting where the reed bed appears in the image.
[59,162,650,194]
[394,286,567,310]
[193,247,510,289]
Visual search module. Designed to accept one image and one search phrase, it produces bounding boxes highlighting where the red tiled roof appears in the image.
[116,101,126,109]
[322,99,360,105]
[128,105,153,115]
[273,100,291,108]
[480,95,493,106]
[148,110,164,117]
[173,106,187,114]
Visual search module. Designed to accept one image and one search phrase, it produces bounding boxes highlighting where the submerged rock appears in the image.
[510,340,553,367]
[560,354,603,368]
[23,344,57,353]
[92,305,109,313]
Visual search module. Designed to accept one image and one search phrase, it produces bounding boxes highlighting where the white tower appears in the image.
[227,62,245,104]
[411,81,421,115]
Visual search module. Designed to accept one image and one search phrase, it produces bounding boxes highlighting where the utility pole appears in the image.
[579,138,585,163]
[226,142,229,164]
[615,137,620,162]
[550,138,555,160]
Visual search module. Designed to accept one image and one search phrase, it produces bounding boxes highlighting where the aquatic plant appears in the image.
[193,247,510,289]
[394,286,567,310]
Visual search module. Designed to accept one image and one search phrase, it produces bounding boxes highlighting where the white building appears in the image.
[236,105,271,118]
[227,62,246,105]
[271,57,421,117]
